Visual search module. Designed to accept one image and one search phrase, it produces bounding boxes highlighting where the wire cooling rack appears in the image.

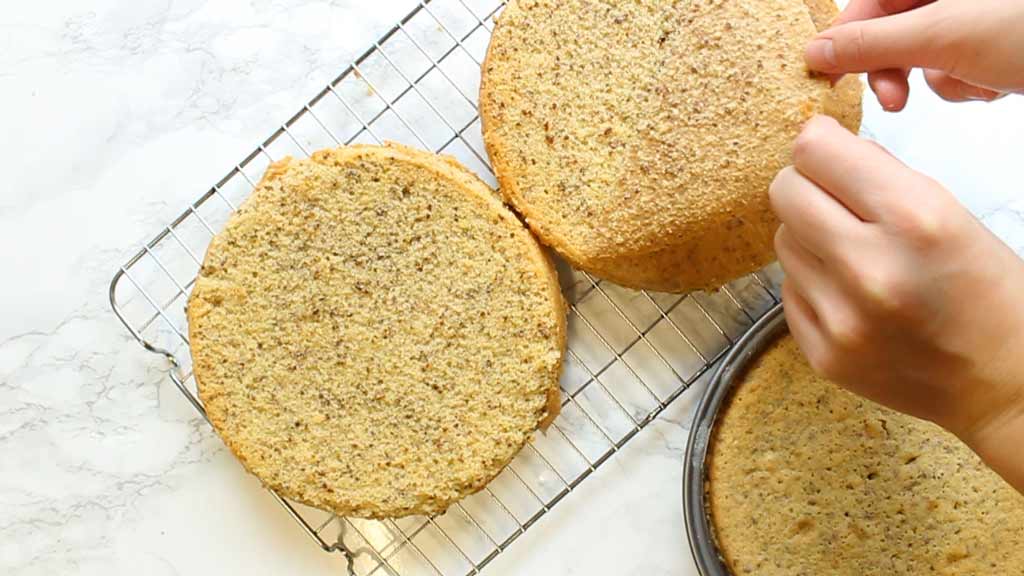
[109,0,783,573]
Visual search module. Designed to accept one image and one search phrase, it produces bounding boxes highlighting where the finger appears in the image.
[806,2,954,75]
[769,164,862,260]
[819,0,933,86]
[834,0,935,26]
[781,280,830,373]
[775,224,849,315]
[868,68,911,111]
[861,136,903,161]
[775,225,828,311]
[792,115,915,221]
[775,224,824,278]
[923,69,1006,102]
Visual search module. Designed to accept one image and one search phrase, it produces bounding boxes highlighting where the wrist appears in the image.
[958,396,1024,493]
[949,318,1024,493]
[944,250,1024,493]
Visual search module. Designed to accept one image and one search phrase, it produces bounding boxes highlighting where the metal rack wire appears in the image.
[108,1,782,573]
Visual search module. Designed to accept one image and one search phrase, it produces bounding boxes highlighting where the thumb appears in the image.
[805,2,954,74]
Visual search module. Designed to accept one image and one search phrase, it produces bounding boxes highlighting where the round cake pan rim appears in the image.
[682,303,788,576]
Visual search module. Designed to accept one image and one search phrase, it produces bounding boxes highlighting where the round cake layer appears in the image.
[709,335,1024,575]
[188,143,566,518]
[481,0,861,292]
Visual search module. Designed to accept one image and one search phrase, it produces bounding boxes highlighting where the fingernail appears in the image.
[806,38,837,71]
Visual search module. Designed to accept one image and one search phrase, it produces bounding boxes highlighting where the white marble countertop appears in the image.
[3,1,1023,574]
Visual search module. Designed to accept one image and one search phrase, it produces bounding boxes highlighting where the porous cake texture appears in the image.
[481,0,862,292]
[709,336,1024,575]
[188,143,566,518]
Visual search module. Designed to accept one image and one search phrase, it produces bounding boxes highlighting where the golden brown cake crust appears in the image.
[708,336,1024,575]
[480,0,862,292]
[187,143,566,518]
[803,0,841,30]
[806,0,865,135]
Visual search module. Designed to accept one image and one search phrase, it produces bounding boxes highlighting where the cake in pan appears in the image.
[709,335,1024,575]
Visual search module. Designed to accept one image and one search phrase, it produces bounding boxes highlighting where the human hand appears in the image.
[805,0,1024,111]
[770,115,1024,492]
